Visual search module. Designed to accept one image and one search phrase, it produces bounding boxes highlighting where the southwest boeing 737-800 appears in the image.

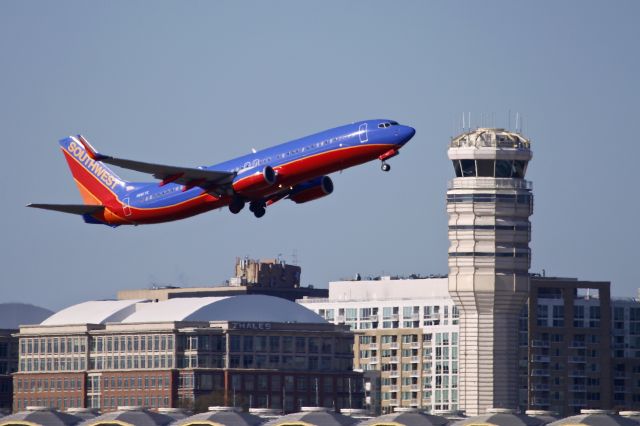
[28,119,415,226]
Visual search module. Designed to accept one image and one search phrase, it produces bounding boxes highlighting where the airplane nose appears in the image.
[397,125,416,145]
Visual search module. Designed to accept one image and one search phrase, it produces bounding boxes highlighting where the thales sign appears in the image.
[230,322,273,330]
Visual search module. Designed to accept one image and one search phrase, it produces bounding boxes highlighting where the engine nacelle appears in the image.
[233,165,277,195]
[288,176,334,204]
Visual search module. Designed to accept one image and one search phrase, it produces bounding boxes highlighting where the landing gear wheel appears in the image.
[381,162,391,172]
[229,198,245,214]
[250,201,266,218]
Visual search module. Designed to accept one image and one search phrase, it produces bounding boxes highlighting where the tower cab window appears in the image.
[452,159,528,178]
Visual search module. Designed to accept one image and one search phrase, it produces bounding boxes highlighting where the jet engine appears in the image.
[288,176,334,204]
[232,165,277,194]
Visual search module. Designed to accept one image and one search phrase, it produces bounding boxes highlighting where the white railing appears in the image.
[448,177,532,190]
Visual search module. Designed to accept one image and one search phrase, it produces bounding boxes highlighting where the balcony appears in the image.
[390,357,399,363]
[569,371,587,378]
[570,385,586,392]
[531,369,549,377]
[531,384,550,391]
[366,343,378,350]
[410,370,420,377]
[410,342,420,349]
[570,341,586,348]
[389,371,399,378]
[369,357,379,364]
[448,177,532,190]
[531,340,550,348]
[569,356,586,364]
[390,343,399,349]
[411,384,420,391]
[411,356,420,363]
[531,355,550,363]
[531,398,550,406]
[390,385,398,391]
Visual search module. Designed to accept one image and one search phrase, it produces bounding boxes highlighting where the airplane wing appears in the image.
[27,203,104,215]
[74,136,236,192]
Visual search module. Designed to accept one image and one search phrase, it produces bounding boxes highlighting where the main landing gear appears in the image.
[229,197,267,218]
[249,201,266,218]
[228,197,245,214]
[381,162,391,172]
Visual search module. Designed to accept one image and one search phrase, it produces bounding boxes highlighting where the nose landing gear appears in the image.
[379,148,398,173]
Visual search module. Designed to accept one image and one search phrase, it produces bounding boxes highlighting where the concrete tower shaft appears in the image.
[447,128,533,415]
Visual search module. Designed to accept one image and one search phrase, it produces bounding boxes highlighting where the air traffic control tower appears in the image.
[447,128,533,415]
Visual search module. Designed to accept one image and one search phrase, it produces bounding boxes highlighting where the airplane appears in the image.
[28,119,416,226]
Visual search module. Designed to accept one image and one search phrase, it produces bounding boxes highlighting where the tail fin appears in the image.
[59,136,128,205]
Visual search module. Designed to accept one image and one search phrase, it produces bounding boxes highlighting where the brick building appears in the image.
[13,295,363,413]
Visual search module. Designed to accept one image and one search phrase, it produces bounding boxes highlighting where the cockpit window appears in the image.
[378,121,400,128]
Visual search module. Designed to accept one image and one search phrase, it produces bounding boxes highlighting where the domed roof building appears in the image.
[262,406,358,426]
[359,407,448,426]
[65,408,99,421]
[77,406,174,426]
[451,408,546,426]
[0,406,81,426]
[548,409,640,426]
[525,410,558,425]
[40,295,325,326]
[173,406,263,426]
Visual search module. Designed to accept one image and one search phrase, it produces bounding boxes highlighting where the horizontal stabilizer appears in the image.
[27,203,104,215]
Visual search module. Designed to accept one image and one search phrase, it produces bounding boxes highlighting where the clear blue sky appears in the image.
[1,1,638,310]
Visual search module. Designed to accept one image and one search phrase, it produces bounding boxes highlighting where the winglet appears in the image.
[76,135,106,161]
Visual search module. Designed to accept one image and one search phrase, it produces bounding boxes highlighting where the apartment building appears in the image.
[299,277,459,414]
